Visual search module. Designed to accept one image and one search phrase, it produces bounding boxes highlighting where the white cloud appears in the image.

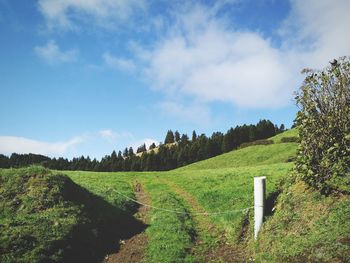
[99,129,116,140]
[103,52,136,72]
[38,0,146,29]
[138,4,296,109]
[135,1,350,110]
[281,0,350,69]
[0,135,85,156]
[34,40,78,64]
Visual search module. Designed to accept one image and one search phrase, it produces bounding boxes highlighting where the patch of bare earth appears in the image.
[103,182,150,263]
[162,179,248,263]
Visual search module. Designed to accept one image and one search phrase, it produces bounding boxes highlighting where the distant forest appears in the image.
[0,120,285,171]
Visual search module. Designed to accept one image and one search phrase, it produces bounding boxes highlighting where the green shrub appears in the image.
[240,139,274,149]
[295,57,350,194]
[280,137,300,143]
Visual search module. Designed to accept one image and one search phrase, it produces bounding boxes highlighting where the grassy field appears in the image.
[64,130,299,261]
[2,129,349,262]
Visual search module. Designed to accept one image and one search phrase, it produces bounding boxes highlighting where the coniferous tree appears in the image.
[0,119,283,172]
[174,131,181,142]
[129,147,134,156]
[164,130,175,144]
[192,130,197,142]
[181,134,189,144]
[279,124,285,133]
[0,154,10,168]
[149,143,156,150]
[123,147,129,158]
[137,144,147,153]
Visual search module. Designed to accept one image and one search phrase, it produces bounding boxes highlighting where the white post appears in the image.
[254,176,266,240]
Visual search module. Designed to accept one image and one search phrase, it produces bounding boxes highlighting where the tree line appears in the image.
[0,120,285,172]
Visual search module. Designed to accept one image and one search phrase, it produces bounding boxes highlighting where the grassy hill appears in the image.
[2,128,349,262]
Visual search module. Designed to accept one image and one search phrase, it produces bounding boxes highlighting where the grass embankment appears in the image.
[253,179,350,262]
[0,167,140,263]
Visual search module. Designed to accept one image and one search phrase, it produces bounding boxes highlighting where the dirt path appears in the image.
[103,182,150,263]
[161,179,248,262]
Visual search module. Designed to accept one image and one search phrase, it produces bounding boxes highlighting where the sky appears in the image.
[0,0,349,159]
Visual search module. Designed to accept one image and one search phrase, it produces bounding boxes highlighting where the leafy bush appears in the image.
[295,57,350,194]
[240,139,274,149]
[280,136,300,143]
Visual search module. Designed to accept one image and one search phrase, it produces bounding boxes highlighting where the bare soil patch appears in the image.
[103,182,150,263]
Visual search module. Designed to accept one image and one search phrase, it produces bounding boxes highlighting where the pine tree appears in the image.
[181,134,189,144]
[123,147,129,158]
[149,142,156,150]
[175,131,181,142]
[192,130,197,142]
[164,130,175,144]
[137,143,147,153]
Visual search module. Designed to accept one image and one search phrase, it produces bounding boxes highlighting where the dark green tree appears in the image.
[164,130,175,144]
[123,147,129,158]
[174,131,181,142]
[149,143,156,150]
[192,130,197,142]
[137,144,147,153]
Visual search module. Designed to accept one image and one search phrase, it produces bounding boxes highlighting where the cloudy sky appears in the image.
[0,0,349,159]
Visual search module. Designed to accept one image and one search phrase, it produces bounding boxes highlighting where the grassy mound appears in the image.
[254,179,350,262]
[0,166,143,263]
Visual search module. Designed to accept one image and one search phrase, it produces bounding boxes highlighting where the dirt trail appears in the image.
[103,182,150,263]
[161,179,248,263]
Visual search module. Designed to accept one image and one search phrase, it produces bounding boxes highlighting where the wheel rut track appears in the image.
[161,179,248,263]
[103,182,150,263]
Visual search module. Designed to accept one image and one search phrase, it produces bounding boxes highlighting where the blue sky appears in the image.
[0,0,349,159]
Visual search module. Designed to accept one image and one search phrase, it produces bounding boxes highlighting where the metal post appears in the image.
[254,176,266,240]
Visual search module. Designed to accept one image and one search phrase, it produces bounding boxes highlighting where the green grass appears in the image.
[0,167,82,262]
[177,142,297,171]
[2,129,348,262]
[254,179,350,262]
[141,180,196,262]
[0,167,138,263]
[65,170,136,212]
[165,163,293,242]
[270,128,299,143]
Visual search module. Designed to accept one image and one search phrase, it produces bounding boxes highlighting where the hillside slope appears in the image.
[178,143,297,171]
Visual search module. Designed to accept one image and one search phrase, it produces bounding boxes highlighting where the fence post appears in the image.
[254,176,266,240]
